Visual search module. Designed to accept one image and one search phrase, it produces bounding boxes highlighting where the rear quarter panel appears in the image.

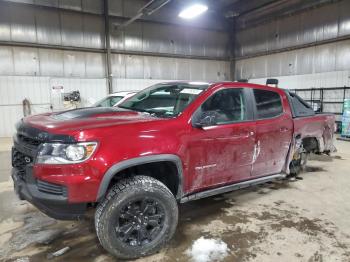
[293,114,336,152]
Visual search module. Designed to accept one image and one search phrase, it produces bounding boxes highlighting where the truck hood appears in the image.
[23,107,163,133]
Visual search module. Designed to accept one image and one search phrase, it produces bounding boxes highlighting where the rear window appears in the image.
[253,89,283,119]
[285,91,315,118]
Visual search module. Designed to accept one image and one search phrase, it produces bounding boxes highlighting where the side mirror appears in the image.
[193,111,218,128]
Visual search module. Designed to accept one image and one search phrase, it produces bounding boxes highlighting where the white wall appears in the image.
[0,76,107,137]
[249,70,350,123]
[249,70,350,90]
[0,76,215,137]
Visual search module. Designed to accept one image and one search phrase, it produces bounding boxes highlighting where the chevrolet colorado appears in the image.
[11,82,335,259]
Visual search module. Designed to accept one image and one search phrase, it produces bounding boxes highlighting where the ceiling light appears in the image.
[179,4,208,19]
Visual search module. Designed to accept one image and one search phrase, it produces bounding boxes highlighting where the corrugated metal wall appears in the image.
[235,39,350,80]
[0,76,107,137]
[249,71,350,90]
[111,54,230,81]
[0,0,231,137]
[0,2,229,58]
[1,0,224,30]
[0,45,230,82]
[235,1,350,89]
[236,1,350,59]
[249,71,350,122]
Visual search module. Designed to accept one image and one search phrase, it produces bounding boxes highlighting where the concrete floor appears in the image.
[1,137,350,262]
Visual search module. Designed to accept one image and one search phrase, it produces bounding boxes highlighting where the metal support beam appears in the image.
[229,18,237,81]
[0,41,230,61]
[0,41,105,53]
[115,0,171,29]
[234,34,350,61]
[236,0,339,30]
[109,49,230,61]
[104,0,113,94]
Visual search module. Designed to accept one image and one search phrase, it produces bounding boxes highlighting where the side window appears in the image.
[99,96,122,107]
[200,88,247,125]
[109,96,123,106]
[286,91,315,117]
[253,89,283,119]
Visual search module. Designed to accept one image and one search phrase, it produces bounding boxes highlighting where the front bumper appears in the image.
[12,166,86,220]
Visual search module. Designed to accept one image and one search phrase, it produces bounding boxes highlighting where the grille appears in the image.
[12,149,32,178]
[17,134,41,147]
[37,180,67,196]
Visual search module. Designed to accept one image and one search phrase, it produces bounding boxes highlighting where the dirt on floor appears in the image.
[0,139,350,262]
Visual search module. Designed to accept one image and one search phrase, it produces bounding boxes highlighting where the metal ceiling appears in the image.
[0,0,337,32]
[155,0,340,30]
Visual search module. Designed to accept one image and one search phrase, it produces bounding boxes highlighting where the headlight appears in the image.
[36,142,98,164]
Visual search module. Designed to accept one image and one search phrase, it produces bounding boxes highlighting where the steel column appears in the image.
[229,18,237,81]
[104,0,113,94]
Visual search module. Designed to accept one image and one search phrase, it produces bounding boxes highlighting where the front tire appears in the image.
[95,176,178,260]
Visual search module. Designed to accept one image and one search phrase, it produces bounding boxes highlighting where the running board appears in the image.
[180,174,286,203]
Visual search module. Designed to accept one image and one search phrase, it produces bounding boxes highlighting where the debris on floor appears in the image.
[47,246,71,259]
[13,257,29,262]
[185,237,229,262]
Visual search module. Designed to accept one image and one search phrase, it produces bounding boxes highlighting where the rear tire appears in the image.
[290,152,308,175]
[95,176,178,260]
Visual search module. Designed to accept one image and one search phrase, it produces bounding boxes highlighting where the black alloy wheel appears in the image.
[116,198,165,247]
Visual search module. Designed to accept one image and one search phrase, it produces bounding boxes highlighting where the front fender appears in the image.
[96,154,184,201]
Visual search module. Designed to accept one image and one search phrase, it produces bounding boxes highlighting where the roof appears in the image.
[109,91,137,97]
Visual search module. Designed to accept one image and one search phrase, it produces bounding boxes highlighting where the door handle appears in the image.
[241,130,255,137]
[280,127,289,132]
[231,130,254,138]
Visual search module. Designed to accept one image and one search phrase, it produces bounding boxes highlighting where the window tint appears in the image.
[254,89,283,119]
[200,88,246,124]
[285,91,315,117]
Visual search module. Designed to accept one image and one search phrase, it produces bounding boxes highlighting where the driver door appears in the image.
[186,88,256,192]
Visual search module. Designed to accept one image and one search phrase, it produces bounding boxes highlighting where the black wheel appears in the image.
[95,176,178,260]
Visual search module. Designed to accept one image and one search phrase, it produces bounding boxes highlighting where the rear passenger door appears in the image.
[251,89,293,177]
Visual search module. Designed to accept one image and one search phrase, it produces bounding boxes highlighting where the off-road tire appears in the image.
[290,152,308,175]
[95,176,178,260]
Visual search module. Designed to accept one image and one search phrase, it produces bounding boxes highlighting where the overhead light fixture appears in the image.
[178,4,208,19]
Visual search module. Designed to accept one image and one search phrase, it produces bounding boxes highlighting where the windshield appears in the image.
[118,83,209,117]
[94,96,124,107]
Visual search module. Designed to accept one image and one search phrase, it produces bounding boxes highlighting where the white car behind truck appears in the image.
[93,91,136,107]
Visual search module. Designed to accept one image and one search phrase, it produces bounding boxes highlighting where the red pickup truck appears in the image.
[12,82,335,259]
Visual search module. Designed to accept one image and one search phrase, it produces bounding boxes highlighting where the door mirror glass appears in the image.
[192,88,247,128]
[193,111,218,127]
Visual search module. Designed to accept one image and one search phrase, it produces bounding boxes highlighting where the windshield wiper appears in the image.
[142,109,172,118]
[118,105,147,113]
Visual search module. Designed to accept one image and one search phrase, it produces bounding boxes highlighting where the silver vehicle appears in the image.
[93,91,136,107]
